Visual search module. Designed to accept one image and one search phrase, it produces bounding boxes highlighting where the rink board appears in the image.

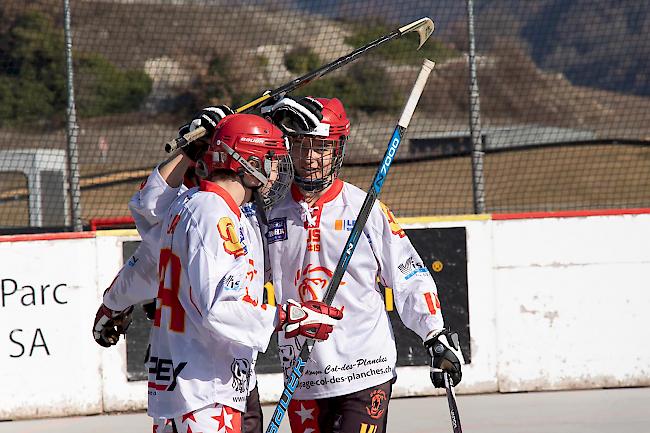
[1,212,649,419]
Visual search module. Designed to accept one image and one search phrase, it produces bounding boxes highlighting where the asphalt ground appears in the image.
[1,387,648,433]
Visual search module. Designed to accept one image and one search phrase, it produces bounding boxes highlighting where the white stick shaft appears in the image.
[398,59,435,128]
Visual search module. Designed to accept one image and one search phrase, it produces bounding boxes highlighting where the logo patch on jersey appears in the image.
[334,219,356,231]
[241,203,256,218]
[266,217,288,244]
[398,256,428,280]
[223,275,242,291]
[294,264,345,302]
[231,358,251,394]
[217,217,247,257]
[366,389,387,419]
[379,202,405,238]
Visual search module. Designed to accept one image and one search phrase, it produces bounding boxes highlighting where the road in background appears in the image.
[1,387,648,433]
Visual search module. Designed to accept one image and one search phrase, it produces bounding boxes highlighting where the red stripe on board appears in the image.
[0,232,96,243]
[90,216,135,231]
[492,208,650,220]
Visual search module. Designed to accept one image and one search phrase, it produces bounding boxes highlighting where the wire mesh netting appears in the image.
[0,0,649,232]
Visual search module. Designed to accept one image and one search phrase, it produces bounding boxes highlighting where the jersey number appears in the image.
[218,217,246,257]
[154,248,186,333]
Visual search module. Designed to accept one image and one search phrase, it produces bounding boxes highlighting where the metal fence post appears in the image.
[466,0,486,214]
[63,0,82,231]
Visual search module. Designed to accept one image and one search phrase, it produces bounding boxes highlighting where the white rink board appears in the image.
[1,212,649,420]
[492,214,650,392]
[0,238,104,420]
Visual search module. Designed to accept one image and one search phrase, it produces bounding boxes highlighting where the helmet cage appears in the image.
[290,134,346,193]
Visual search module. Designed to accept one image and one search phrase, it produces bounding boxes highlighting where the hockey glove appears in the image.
[179,105,234,161]
[93,304,134,347]
[142,299,157,321]
[424,329,463,388]
[261,96,323,135]
[276,299,343,341]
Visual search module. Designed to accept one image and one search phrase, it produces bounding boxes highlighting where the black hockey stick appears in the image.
[165,17,434,152]
[444,372,463,433]
[264,59,435,433]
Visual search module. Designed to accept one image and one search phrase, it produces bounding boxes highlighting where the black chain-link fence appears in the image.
[1,0,649,232]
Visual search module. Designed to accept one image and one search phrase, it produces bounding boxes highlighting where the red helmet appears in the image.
[197,114,293,207]
[307,97,350,140]
[290,97,349,193]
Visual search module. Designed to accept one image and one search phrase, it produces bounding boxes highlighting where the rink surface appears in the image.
[1,387,647,433]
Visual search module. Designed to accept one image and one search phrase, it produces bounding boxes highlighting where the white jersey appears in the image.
[103,167,267,414]
[103,166,185,311]
[267,179,445,399]
[148,180,277,418]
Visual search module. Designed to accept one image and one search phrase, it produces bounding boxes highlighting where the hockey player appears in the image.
[93,106,273,433]
[95,112,344,433]
[261,96,464,433]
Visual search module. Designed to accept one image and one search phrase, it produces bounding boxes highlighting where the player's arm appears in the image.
[370,202,463,387]
[92,240,160,347]
[187,210,341,350]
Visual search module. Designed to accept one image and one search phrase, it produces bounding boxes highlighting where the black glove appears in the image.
[178,105,233,161]
[93,304,134,347]
[261,96,323,134]
[424,329,463,388]
[142,299,157,321]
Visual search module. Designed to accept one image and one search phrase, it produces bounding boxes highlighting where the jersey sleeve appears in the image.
[368,201,445,341]
[103,240,159,311]
[185,203,278,352]
[129,165,186,240]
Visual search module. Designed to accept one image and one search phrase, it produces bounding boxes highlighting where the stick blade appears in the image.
[398,17,435,49]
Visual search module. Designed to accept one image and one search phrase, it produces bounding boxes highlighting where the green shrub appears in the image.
[75,54,152,117]
[345,22,460,66]
[0,10,152,126]
[284,47,321,74]
[294,61,401,115]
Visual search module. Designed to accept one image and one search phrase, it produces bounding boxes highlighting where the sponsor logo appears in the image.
[240,136,266,143]
[366,389,387,419]
[231,358,251,394]
[268,357,307,432]
[398,256,428,280]
[223,275,242,291]
[294,264,345,302]
[127,255,139,267]
[146,349,187,392]
[266,217,288,244]
[334,219,355,231]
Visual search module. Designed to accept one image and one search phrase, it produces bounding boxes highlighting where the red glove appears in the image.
[276,299,343,341]
[93,304,134,347]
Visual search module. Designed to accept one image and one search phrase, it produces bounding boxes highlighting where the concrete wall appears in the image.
[1,212,649,420]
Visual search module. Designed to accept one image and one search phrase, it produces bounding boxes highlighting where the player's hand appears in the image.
[93,304,134,347]
[261,96,323,134]
[276,299,343,341]
[424,329,463,388]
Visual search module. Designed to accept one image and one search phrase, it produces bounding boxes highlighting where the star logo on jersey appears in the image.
[289,399,320,433]
[294,264,346,302]
[211,405,240,433]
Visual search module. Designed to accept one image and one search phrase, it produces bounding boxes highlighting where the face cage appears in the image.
[289,135,346,193]
[254,153,294,209]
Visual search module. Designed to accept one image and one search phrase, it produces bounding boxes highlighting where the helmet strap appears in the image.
[219,141,268,185]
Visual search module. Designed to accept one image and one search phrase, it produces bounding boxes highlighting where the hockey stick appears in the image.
[165,17,434,152]
[444,372,463,433]
[264,59,435,433]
